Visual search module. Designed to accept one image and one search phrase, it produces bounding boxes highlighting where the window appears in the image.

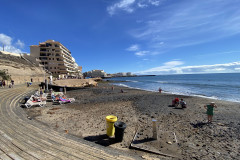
[49,58,51,60]
[40,53,47,56]
[52,49,55,51]
[46,43,52,47]
[50,67,52,69]
[40,57,48,60]
[40,48,47,51]
[55,44,59,47]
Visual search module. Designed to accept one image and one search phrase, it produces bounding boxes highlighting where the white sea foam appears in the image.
[126,80,138,83]
[156,81,168,84]
[117,83,129,87]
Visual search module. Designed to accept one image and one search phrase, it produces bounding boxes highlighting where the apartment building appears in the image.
[30,40,81,77]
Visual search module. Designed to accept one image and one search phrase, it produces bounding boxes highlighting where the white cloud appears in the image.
[15,39,25,48]
[137,3,148,8]
[148,0,161,6]
[135,50,149,56]
[164,60,184,67]
[0,33,24,53]
[135,61,240,75]
[107,0,163,15]
[0,33,12,46]
[107,0,135,15]
[130,1,240,54]
[126,44,139,51]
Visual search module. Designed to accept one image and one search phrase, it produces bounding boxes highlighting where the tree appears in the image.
[0,70,11,81]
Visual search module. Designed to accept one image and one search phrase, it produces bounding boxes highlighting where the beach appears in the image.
[26,82,240,159]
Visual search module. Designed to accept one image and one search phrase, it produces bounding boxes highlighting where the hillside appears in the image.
[0,52,47,85]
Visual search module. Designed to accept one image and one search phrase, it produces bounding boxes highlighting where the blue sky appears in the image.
[0,0,240,75]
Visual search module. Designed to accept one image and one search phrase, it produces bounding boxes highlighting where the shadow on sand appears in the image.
[132,137,156,145]
[190,122,208,128]
[84,134,118,146]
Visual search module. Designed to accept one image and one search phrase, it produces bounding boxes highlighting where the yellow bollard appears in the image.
[106,115,117,137]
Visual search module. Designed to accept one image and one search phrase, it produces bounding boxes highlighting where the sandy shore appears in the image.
[26,82,240,159]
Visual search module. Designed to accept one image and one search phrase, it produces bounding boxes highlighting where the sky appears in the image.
[0,0,240,75]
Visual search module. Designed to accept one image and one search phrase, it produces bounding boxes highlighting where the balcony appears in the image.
[40,53,47,56]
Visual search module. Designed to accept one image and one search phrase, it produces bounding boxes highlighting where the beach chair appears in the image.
[25,99,46,108]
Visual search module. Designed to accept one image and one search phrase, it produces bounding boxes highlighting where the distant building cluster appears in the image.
[83,70,135,78]
[113,72,133,77]
[83,70,107,78]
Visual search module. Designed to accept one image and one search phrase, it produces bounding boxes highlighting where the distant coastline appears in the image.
[102,75,156,79]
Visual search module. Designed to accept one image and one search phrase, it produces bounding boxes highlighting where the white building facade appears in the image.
[30,40,81,77]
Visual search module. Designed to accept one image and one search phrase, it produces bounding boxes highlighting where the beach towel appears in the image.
[59,97,71,103]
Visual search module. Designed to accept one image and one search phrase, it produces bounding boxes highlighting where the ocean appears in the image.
[107,73,240,103]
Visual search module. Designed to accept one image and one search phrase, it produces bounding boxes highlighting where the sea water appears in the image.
[108,73,240,103]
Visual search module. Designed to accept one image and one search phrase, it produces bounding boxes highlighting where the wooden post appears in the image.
[64,87,66,95]
[152,119,158,140]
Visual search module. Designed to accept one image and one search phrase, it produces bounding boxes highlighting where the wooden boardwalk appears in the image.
[0,85,136,160]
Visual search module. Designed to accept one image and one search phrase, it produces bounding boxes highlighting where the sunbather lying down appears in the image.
[59,97,75,103]
[52,93,75,104]
[32,96,46,102]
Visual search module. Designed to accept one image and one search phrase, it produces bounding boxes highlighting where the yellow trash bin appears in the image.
[106,115,117,137]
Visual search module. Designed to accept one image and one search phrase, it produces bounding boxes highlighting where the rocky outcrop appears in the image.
[0,52,47,85]
[53,78,99,87]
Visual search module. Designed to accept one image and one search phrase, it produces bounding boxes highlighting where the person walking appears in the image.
[0,80,2,88]
[204,102,217,123]
[11,80,14,88]
[2,80,5,88]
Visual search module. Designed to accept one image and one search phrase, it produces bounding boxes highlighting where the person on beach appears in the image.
[204,102,217,123]
[158,87,162,93]
[2,80,6,88]
[180,99,187,108]
[172,98,179,107]
[40,89,43,98]
[0,80,2,88]
[11,80,14,88]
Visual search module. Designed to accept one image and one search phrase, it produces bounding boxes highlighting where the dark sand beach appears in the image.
[26,82,240,159]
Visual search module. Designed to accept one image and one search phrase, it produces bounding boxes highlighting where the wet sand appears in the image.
[26,82,240,159]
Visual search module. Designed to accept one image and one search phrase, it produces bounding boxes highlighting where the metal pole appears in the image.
[46,79,48,91]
